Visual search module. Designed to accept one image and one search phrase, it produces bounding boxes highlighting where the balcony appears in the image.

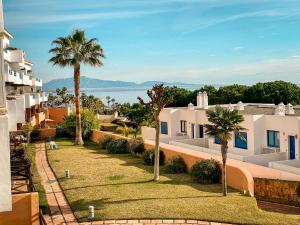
[25,93,36,108]
[5,70,17,83]
[22,74,32,86]
[35,93,42,105]
[41,92,48,102]
[33,77,42,87]
[15,72,23,85]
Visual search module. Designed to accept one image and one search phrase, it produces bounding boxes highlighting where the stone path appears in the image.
[35,143,78,225]
[36,142,233,225]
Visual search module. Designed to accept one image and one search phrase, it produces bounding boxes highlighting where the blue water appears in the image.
[81,85,201,104]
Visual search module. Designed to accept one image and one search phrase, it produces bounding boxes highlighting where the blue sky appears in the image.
[3,0,300,84]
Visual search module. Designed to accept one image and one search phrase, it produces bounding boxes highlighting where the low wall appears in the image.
[91,130,254,194]
[169,140,245,161]
[0,192,40,225]
[244,152,287,167]
[48,107,69,125]
[269,159,300,175]
[254,178,300,206]
[141,126,155,140]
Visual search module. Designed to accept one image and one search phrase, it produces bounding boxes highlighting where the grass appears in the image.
[47,139,300,225]
[24,143,51,214]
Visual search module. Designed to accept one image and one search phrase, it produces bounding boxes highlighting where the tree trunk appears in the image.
[74,64,84,145]
[221,141,228,196]
[154,116,160,181]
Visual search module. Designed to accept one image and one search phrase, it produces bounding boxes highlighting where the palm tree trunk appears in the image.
[221,141,228,196]
[74,64,84,145]
[154,116,160,181]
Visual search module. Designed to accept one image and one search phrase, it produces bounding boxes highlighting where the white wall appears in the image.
[0,115,12,212]
[7,100,17,131]
[16,95,25,123]
[262,115,299,159]
[244,152,287,166]
[269,159,300,175]
[141,126,155,140]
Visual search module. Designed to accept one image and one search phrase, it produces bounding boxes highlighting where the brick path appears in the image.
[36,143,233,225]
[35,143,78,225]
[79,220,231,225]
[257,200,300,215]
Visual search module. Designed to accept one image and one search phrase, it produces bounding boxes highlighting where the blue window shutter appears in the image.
[214,136,221,144]
[235,132,247,149]
[161,122,168,135]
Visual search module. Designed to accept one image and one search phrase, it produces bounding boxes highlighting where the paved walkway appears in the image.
[35,143,232,225]
[257,200,300,215]
[35,143,78,225]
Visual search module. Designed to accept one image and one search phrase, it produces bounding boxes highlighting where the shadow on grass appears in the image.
[63,140,238,195]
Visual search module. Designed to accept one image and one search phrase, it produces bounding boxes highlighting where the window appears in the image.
[160,122,168,135]
[214,136,221,144]
[180,120,187,133]
[199,125,204,138]
[235,132,247,149]
[267,130,280,148]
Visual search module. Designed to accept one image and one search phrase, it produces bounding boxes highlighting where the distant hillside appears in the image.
[43,76,195,91]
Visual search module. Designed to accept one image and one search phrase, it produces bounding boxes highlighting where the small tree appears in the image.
[138,84,172,181]
[205,106,245,196]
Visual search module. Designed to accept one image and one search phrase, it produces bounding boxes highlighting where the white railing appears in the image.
[25,93,36,108]
[33,77,42,87]
[23,74,32,86]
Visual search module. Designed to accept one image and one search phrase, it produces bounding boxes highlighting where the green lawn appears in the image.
[47,140,300,225]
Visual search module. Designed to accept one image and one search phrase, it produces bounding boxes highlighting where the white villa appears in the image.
[143,91,300,175]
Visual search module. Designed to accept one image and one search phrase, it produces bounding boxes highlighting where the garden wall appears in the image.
[48,107,70,125]
[38,128,56,139]
[254,178,300,206]
[0,192,40,225]
[90,129,254,194]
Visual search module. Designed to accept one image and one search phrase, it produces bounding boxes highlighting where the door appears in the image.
[199,125,204,138]
[191,124,195,139]
[289,136,296,160]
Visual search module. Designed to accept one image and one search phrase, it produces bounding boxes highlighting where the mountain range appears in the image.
[43,76,195,91]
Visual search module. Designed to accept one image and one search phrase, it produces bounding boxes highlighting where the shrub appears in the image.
[99,136,112,149]
[63,109,99,140]
[191,159,221,184]
[143,149,165,166]
[166,156,187,173]
[129,139,145,155]
[55,127,71,138]
[30,130,40,142]
[106,139,129,154]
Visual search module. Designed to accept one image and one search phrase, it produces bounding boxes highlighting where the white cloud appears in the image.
[233,46,244,51]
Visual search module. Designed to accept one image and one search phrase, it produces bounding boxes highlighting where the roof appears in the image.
[166,103,300,117]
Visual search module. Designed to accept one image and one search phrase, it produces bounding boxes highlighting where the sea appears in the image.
[80,85,202,104]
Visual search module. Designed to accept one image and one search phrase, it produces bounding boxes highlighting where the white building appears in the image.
[144,91,300,174]
[0,0,47,214]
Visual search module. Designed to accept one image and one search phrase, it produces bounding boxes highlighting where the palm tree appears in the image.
[106,96,111,107]
[205,106,245,196]
[138,84,172,181]
[49,29,105,145]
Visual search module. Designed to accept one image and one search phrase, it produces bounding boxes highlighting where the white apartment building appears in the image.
[3,27,47,132]
[152,92,300,174]
[0,0,47,214]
